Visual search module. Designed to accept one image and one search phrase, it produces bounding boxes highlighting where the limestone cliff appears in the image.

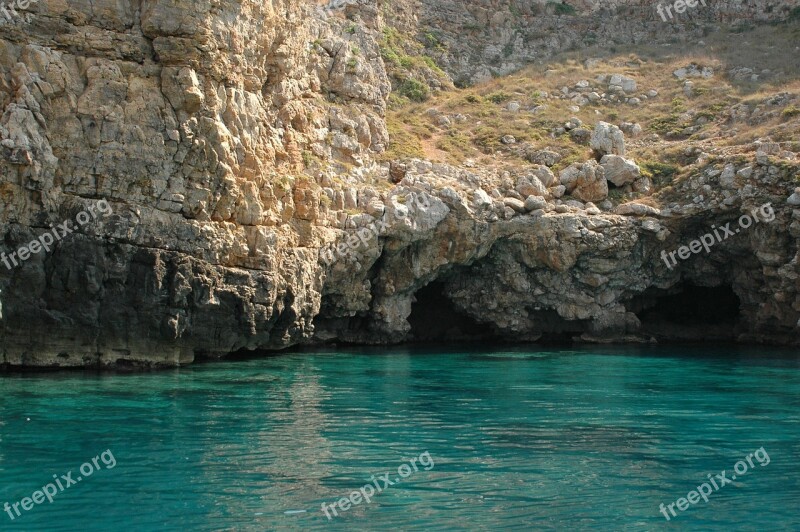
[0,0,797,367]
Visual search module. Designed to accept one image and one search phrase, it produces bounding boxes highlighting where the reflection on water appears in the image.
[0,345,799,530]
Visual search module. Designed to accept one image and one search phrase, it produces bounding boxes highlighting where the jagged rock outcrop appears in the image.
[0,0,390,365]
[0,0,798,368]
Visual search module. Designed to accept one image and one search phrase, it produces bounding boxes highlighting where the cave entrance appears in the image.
[629,283,741,342]
[407,282,496,343]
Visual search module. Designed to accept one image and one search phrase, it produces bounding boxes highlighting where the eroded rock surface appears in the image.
[0,0,798,367]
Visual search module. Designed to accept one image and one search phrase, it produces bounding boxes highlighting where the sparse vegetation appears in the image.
[379,26,451,104]
[487,91,512,104]
[302,150,315,168]
[783,105,800,119]
[548,1,576,15]
[641,162,680,188]
[382,116,425,161]
[378,24,800,199]
[462,22,484,31]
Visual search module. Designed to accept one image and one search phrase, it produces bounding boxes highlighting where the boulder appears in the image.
[719,164,736,189]
[561,161,608,203]
[619,122,643,137]
[569,128,591,144]
[632,176,653,195]
[590,121,626,156]
[389,161,407,184]
[503,197,527,213]
[516,175,548,197]
[473,189,493,209]
[550,185,566,198]
[600,155,641,186]
[532,165,557,188]
[559,164,582,192]
[608,74,637,93]
[615,203,661,216]
[528,149,561,167]
[524,195,547,212]
[788,188,800,206]
[673,64,714,80]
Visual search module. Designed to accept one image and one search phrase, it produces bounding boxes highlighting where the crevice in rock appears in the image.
[527,309,589,344]
[407,281,496,343]
[627,283,742,342]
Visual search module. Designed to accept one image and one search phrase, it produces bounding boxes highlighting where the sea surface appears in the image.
[1,345,799,531]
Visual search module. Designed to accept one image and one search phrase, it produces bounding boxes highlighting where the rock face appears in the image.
[0,0,798,368]
[0,0,390,366]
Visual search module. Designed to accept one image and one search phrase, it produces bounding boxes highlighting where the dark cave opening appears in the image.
[528,309,589,345]
[629,283,742,341]
[407,282,497,343]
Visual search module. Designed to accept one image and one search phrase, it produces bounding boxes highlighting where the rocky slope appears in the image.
[0,0,798,368]
[392,0,800,85]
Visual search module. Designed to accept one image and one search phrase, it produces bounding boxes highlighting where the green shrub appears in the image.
[641,161,679,188]
[487,91,512,104]
[548,1,576,15]
[302,150,314,168]
[380,44,402,66]
[650,115,683,136]
[473,126,503,153]
[782,105,800,119]
[695,110,716,122]
[423,32,445,51]
[398,78,429,102]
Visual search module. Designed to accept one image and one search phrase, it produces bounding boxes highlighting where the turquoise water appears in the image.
[1,345,799,531]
